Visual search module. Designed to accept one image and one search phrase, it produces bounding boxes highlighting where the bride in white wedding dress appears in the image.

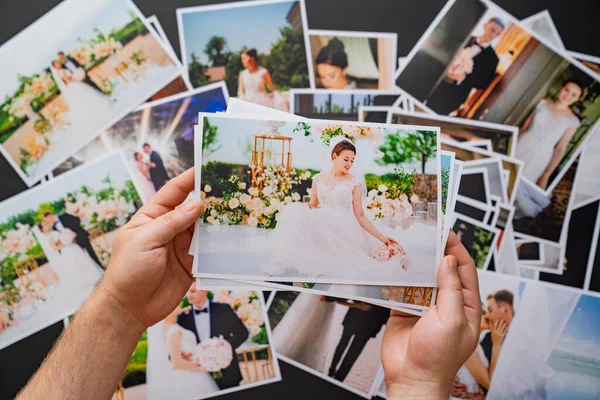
[266,137,409,280]
[50,60,113,120]
[515,80,582,189]
[37,223,101,291]
[163,307,219,399]
[237,48,287,111]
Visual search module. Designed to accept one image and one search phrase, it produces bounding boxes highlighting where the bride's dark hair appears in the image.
[331,140,356,159]
[242,48,258,62]
[316,38,348,69]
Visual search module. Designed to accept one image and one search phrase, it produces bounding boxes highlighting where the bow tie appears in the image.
[194,307,208,315]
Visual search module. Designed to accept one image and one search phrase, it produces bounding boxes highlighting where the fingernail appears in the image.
[447,255,457,271]
[183,200,198,212]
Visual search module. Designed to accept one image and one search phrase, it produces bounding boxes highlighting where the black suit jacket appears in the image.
[54,214,89,246]
[177,301,249,389]
[426,36,499,115]
[148,151,169,189]
[325,298,390,338]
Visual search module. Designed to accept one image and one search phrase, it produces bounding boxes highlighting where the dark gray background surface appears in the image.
[0,1,598,398]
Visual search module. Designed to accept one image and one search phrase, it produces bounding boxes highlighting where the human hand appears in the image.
[381,236,399,247]
[99,168,205,334]
[381,230,482,399]
[446,69,467,83]
[535,175,549,189]
[181,352,193,361]
[451,377,468,398]
[490,319,508,346]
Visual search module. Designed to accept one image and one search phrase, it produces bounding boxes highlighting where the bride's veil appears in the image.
[324,135,368,199]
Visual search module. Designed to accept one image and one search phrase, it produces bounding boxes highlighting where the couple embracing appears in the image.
[163,283,249,397]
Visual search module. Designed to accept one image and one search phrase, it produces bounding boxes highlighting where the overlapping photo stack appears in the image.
[1,0,600,399]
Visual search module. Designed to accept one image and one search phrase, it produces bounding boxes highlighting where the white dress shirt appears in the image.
[193,304,211,342]
[64,60,77,73]
[54,219,66,232]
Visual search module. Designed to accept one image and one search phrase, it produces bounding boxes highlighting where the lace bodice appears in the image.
[241,67,267,94]
[314,173,360,212]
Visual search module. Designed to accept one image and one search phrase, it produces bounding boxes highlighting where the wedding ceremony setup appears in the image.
[1,0,600,399]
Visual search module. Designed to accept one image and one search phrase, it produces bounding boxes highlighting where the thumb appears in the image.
[144,200,205,246]
[436,255,465,318]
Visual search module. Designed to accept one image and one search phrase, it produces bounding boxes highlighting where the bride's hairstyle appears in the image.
[331,140,356,159]
[52,59,62,69]
[316,38,348,70]
[559,79,584,96]
[242,48,259,63]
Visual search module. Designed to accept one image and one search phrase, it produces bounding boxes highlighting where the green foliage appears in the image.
[202,118,221,160]
[224,51,243,97]
[471,227,495,268]
[365,168,416,196]
[261,26,310,91]
[441,167,450,214]
[251,325,270,345]
[110,14,148,45]
[267,292,299,330]
[377,130,437,174]
[188,52,210,88]
[204,36,229,66]
[302,283,315,289]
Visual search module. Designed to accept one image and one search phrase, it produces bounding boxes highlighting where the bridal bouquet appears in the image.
[194,336,233,379]
[446,48,476,81]
[370,243,410,270]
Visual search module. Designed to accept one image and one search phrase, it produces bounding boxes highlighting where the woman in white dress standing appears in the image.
[163,306,219,399]
[266,137,408,279]
[237,48,287,111]
[132,151,156,200]
[515,80,582,189]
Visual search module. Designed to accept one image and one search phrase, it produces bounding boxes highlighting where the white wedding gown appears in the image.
[272,293,337,362]
[239,67,287,111]
[43,230,102,291]
[266,174,406,279]
[131,160,157,201]
[515,99,580,183]
[165,324,219,399]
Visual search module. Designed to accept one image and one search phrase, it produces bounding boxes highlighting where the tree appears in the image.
[224,50,243,97]
[202,117,221,163]
[188,52,210,88]
[376,130,437,175]
[204,36,229,67]
[262,26,309,91]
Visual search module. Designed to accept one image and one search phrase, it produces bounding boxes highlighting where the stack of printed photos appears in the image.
[2,0,600,398]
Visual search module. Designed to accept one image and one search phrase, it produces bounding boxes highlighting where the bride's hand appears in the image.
[381,237,398,247]
[535,175,549,189]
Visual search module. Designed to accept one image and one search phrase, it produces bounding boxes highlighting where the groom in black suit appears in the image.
[143,143,170,191]
[43,211,103,269]
[57,51,108,97]
[177,283,249,390]
[326,298,390,382]
[425,17,505,115]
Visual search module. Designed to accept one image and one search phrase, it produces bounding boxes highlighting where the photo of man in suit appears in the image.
[425,17,505,115]
[143,143,170,192]
[57,51,109,97]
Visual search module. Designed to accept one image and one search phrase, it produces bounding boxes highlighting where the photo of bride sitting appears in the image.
[194,115,441,287]
[0,0,181,185]
[145,285,280,400]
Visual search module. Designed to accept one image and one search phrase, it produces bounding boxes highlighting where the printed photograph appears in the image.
[521,10,565,51]
[115,330,148,399]
[520,242,563,274]
[396,0,600,193]
[52,83,229,200]
[458,170,491,208]
[513,159,578,244]
[178,0,311,112]
[449,271,521,399]
[486,281,586,399]
[516,241,542,262]
[441,139,521,204]
[0,152,142,350]
[572,127,600,208]
[464,159,507,203]
[570,52,600,78]
[146,285,280,400]
[194,115,441,286]
[268,291,385,398]
[360,106,394,124]
[291,89,403,121]
[389,111,518,156]
[453,215,498,269]
[0,0,180,185]
[309,30,397,90]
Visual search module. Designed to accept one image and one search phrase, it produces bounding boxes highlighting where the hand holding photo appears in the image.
[194,115,441,286]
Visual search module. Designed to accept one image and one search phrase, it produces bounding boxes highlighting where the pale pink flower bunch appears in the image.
[70,44,93,67]
[1,223,37,260]
[369,243,410,270]
[447,48,475,79]
[236,299,265,335]
[92,37,122,60]
[194,336,233,372]
[366,188,413,221]
[27,72,55,97]
[5,94,33,119]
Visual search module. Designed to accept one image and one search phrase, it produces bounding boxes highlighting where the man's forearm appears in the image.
[18,284,146,400]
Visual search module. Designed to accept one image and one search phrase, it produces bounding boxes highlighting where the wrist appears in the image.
[92,283,147,338]
[387,380,450,400]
